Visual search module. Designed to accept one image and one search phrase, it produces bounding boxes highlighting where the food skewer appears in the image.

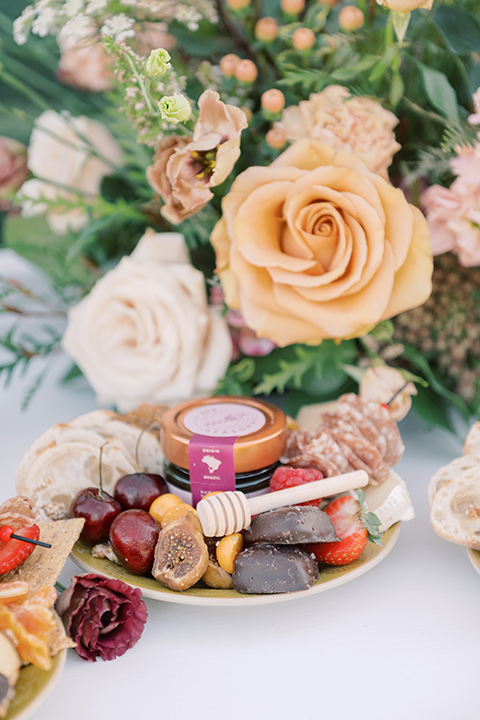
[197,469,369,537]
[0,526,52,548]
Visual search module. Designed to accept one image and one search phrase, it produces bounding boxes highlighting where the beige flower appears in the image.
[21,111,122,234]
[275,85,400,178]
[147,89,248,223]
[360,366,417,421]
[211,139,433,347]
[62,230,232,411]
[375,0,433,12]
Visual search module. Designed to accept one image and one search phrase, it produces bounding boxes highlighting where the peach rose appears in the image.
[375,0,433,11]
[211,139,433,346]
[276,86,400,179]
[147,89,247,223]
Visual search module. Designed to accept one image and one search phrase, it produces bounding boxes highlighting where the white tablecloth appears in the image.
[0,251,478,720]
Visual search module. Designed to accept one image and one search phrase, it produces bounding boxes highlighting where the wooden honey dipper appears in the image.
[196,469,369,537]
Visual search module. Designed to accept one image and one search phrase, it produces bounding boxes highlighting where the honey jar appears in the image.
[160,396,287,506]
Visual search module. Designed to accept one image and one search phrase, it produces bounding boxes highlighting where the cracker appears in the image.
[0,518,84,593]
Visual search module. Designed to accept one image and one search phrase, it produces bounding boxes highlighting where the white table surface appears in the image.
[1,250,479,720]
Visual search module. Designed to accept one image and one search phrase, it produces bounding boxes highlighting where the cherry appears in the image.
[114,473,167,511]
[70,488,122,544]
[109,509,160,575]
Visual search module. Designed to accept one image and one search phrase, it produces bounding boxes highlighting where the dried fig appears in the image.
[201,538,233,589]
[153,517,208,591]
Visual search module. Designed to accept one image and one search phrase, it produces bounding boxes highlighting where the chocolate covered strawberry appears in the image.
[307,490,382,566]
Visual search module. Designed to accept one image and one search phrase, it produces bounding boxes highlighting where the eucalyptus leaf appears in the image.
[418,63,461,125]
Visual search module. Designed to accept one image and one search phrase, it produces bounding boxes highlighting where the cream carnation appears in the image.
[275,85,400,178]
[62,231,232,411]
[21,110,122,234]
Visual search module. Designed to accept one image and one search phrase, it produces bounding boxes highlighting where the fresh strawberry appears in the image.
[307,490,382,566]
[269,466,324,507]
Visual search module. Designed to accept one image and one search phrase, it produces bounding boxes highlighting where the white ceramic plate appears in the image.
[5,644,66,720]
[70,523,400,607]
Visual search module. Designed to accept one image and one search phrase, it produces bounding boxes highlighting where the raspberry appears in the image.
[269,466,324,506]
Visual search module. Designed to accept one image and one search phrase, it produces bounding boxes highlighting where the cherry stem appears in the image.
[386,381,410,406]
[10,534,52,548]
[135,420,157,471]
[98,441,109,500]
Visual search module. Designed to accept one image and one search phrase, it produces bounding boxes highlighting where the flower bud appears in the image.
[261,89,286,114]
[145,48,171,79]
[281,0,305,14]
[292,27,316,50]
[266,127,287,149]
[234,59,258,84]
[158,94,192,124]
[255,17,278,42]
[339,5,365,30]
[220,53,241,77]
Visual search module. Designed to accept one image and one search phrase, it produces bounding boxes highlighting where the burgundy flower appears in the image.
[55,573,148,662]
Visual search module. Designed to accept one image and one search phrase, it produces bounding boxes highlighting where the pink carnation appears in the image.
[422,141,480,267]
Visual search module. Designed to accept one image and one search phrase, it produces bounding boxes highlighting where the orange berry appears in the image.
[339,5,364,31]
[226,0,250,9]
[220,53,241,77]
[216,533,244,575]
[319,0,339,5]
[292,27,316,50]
[255,16,278,42]
[266,127,287,149]
[234,59,258,83]
[149,493,182,523]
[281,0,305,14]
[261,88,286,113]
[161,502,199,528]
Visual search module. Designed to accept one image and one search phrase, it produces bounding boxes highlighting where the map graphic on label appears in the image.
[184,403,266,437]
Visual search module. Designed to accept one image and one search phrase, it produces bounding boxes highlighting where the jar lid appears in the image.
[161,396,287,473]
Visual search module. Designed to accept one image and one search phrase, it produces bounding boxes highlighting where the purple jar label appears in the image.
[184,403,266,437]
[185,403,267,506]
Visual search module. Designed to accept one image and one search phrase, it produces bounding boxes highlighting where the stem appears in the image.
[123,50,156,114]
[98,441,109,499]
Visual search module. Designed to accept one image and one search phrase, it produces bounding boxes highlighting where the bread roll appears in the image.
[430,468,480,550]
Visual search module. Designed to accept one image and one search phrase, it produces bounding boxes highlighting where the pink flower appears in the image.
[422,141,480,267]
[57,32,114,92]
[55,573,147,662]
[0,137,28,211]
[147,90,248,224]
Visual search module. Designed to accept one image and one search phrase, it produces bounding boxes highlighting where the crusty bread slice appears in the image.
[15,405,165,521]
[428,454,480,505]
[463,422,480,456]
[430,468,480,550]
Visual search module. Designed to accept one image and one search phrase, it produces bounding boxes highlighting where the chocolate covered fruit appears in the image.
[109,509,160,575]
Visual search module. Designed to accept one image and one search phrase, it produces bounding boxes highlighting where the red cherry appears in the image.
[0,526,13,543]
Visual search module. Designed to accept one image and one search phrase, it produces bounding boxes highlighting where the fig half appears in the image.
[152,517,208,591]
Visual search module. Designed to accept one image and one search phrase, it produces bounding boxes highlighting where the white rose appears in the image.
[21,110,122,234]
[61,230,233,411]
[359,366,417,421]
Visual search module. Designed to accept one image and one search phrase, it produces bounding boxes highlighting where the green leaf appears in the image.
[411,385,454,432]
[434,6,480,55]
[3,216,95,293]
[418,63,461,125]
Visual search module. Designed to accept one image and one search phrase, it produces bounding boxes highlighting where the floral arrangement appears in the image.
[1,0,480,429]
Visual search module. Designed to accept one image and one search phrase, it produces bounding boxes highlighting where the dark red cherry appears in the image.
[109,509,160,575]
[114,473,167,511]
[70,488,122,544]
